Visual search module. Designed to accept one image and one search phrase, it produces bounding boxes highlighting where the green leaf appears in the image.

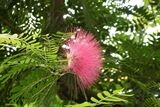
[103,91,111,97]
[68,102,96,107]
[90,97,100,103]
[113,88,124,94]
[97,93,105,100]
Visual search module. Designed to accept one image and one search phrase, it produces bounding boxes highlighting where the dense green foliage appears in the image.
[0,0,160,106]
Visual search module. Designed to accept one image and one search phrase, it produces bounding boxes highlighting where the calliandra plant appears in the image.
[58,28,103,102]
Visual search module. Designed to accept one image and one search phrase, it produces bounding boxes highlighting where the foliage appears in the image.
[0,33,65,106]
[1,0,160,107]
[69,89,133,107]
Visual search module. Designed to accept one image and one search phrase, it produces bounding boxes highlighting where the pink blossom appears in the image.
[62,29,103,88]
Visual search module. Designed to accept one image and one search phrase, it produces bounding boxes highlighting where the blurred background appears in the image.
[0,0,160,107]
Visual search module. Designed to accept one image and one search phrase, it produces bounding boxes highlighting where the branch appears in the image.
[42,0,65,34]
[0,15,22,34]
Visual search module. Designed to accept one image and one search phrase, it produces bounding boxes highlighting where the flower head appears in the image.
[62,29,103,88]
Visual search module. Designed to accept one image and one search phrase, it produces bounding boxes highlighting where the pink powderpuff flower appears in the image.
[62,28,103,88]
